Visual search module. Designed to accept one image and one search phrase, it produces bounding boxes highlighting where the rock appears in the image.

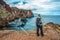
[18,24,25,28]
[11,7,34,18]
[44,22,60,33]
[26,10,34,18]
[21,16,27,22]
[0,0,11,12]
[0,20,8,29]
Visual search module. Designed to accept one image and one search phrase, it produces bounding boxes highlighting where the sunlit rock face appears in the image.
[26,10,34,18]
[11,7,34,18]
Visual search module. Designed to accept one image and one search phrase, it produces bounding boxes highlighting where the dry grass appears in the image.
[0,26,59,40]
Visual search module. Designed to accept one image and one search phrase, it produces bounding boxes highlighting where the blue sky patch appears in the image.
[11,1,20,5]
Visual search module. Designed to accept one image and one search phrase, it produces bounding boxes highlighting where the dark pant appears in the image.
[36,25,44,36]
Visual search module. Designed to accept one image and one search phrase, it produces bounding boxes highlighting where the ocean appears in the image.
[6,13,60,30]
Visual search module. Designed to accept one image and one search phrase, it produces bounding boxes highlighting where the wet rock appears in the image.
[18,24,25,28]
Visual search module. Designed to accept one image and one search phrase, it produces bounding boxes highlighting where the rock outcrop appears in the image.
[44,22,60,33]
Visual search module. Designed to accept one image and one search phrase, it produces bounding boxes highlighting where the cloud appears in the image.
[14,0,52,9]
[51,0,60,2]
[4,0,60,15]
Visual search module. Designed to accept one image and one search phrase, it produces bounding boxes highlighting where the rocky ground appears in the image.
[0,24,60,40]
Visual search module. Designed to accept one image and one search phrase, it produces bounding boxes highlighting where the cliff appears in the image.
[0,0,34,28]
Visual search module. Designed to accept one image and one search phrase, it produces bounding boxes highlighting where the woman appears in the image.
[36,14,44,36]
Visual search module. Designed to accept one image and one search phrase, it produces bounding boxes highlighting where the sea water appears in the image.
[6,13,60,30]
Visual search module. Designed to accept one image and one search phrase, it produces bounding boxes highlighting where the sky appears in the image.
[4,0,60,15]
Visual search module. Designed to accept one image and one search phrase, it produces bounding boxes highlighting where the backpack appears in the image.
[36,18,42,26]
